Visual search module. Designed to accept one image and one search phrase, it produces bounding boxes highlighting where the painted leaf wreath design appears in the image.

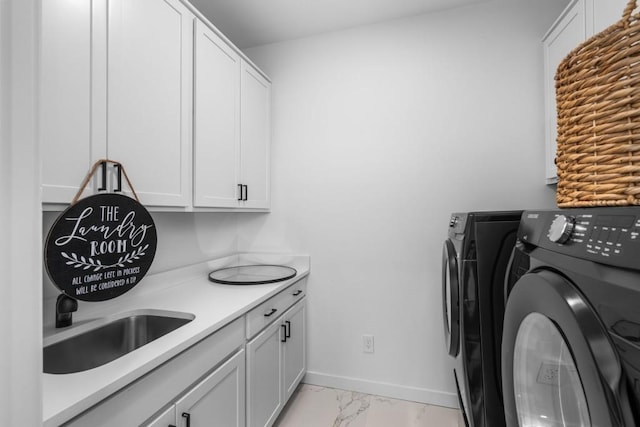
[61,245,149,272]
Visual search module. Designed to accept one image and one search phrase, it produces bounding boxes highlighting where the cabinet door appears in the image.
[543,0,587,184]
[193,19,241,208]
[282,299,306,401]
[144,405,176,427]
[175,349,246,427]
[240,61,271,209]
[246,318,284,427]
[107,0,192,207]
[591,0,629,34]
[40,0,107,203]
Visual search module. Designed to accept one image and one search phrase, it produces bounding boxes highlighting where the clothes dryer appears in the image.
[442,211,521,427]
[502,209,640,426]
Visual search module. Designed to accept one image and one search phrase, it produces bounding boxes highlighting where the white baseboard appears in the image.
[302,371,459,409]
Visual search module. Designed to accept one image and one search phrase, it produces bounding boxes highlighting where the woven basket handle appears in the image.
[623,0,638,22]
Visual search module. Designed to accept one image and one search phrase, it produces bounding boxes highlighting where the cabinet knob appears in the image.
[98,160,107,191]
[237,184,249,201]
[182,412,191,427]
[113,163,122,192]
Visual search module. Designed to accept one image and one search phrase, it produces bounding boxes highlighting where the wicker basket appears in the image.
[555,0,640,207]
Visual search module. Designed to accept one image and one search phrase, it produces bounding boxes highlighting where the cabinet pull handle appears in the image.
[182,412,191,427]
[281,324,287,342]
[98,160,107,191]
[264,308,277,317]
[293,290,302,296]
[285,320,291,338]
[238,184,243,201]
[113,163,122,192]
[169,425,176,427]
[244,184,248,201]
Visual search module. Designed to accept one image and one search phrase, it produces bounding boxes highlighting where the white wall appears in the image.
[1,0,43,425]
[241,0,563,406]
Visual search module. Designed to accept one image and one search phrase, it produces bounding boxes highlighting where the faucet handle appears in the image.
[55,294,78,328]
[56,294,77,312]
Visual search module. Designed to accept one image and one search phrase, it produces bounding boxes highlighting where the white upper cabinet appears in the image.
[240,61,271,209]
[592,0,629,34]
[41,0,270,210]
[542,0,629,184]
[42,0,193,207]
[543,0,588,184]
[193,43,271,209]
[107,0,193,207]
[193,19,241,208]
[40,0,107,203]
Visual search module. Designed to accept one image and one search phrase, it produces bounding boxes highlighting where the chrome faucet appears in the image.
[55,294,78,328]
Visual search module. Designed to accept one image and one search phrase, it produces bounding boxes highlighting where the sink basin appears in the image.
[44,311,194,374]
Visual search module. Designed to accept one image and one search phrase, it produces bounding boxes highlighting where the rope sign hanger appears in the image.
[45,159,158,302]
[72,158,140,205]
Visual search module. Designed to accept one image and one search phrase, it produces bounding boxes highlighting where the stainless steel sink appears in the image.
[44,311,194,374]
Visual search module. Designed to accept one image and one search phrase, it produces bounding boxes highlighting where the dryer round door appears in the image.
[442,239,460,357]
[502,269,631,427]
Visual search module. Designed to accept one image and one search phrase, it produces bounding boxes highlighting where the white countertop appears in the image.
[42,253,310,427]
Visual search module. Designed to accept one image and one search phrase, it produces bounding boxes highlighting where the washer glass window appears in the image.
[513,313,590,427]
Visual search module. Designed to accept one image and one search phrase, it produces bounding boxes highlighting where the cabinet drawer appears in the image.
[246,278,307,339]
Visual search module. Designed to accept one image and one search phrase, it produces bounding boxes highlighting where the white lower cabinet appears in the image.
[282,301,306,401]
[247,318,284,427]
[146,349,246,427]
[176,349,246,427]
[64,318,245,427]
[146,406,175,427]
[60,283,307,427]
[247,297,307,427]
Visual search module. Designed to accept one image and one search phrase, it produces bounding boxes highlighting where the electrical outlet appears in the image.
[363,335,374,353]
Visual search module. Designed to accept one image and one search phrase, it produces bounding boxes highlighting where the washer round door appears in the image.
[502,269,632,427]
[442,239,460,357]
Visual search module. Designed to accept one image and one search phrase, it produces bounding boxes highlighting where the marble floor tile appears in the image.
[275,385,368,427]
[274,384,462,427]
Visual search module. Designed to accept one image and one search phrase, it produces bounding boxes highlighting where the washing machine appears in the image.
[502,208,640,426]
[442,211,522,427]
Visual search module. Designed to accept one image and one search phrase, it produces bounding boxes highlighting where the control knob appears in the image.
[548,215,575,244]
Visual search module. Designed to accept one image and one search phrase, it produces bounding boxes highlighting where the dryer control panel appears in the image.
[518,208,640,270]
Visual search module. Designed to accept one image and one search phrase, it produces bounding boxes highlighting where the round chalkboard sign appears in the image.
[45,193,157,302]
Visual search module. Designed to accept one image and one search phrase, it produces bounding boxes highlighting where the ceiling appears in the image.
[189,0,491,49]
